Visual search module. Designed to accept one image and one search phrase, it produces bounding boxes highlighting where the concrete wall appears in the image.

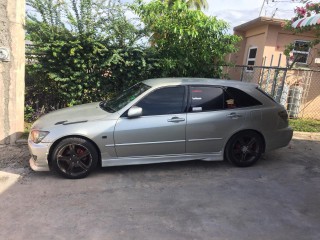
[276,31,319,67]
[0,0,25,144]
[226,25,268,81]
[227,23,320,72]
[226,31,246,80]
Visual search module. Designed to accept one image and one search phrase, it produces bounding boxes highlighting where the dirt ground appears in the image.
[0,132,319,240]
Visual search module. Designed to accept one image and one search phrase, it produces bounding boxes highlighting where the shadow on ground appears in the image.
[0,136,319,240]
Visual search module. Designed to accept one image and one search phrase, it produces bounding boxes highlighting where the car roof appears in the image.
[143,78,258,89]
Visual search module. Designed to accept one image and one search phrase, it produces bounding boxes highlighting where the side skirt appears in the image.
[101,152,224,167]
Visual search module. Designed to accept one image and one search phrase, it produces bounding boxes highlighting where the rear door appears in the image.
[186,86,247,154]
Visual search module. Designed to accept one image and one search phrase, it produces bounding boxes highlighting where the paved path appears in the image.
[0,133,319,240]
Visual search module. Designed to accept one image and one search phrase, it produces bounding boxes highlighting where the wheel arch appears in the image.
[224,129,266,155]
[47,135,102,168]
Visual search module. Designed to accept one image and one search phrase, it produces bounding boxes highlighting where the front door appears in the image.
[114,86,187,157]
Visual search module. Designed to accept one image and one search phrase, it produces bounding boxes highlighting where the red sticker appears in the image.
[192,90,202,93]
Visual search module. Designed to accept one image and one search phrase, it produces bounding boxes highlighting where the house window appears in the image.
[292,40,310,64]
[246,47,257,72]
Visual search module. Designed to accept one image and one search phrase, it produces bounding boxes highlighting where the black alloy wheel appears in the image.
[225,131,264,167]
[51,138,98,179]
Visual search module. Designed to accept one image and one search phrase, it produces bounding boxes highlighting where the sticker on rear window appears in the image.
[192,107,202,112]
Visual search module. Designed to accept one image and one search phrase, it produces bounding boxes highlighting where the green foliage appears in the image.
[26,0,238,115]
[163,0,208,10]
[132,0,240,78]
[24,104,35,123]
[26,0,157,109]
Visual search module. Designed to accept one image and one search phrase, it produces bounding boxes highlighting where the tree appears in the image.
[163,0,208,10]
[26,0,157,111]
[132,0,240,78]
[26,0,238,119]
[283,1,320,67]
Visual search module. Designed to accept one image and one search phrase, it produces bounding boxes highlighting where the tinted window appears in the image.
[189,86,224,112]
[136,86,185,116]
[225,87,261,109]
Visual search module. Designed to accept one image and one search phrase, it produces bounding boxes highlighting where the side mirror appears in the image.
[127,106,142,118]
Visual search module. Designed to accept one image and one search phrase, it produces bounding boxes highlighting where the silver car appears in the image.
[28,78,293,179]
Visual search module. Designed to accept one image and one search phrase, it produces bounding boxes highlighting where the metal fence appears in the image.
[223,65,320,120]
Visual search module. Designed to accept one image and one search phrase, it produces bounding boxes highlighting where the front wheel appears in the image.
[225,131,264,167]
[51,138,98,179]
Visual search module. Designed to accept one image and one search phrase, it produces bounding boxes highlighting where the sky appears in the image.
[26,0,307,33]
[204,0,305,31]
[121,0,306,32]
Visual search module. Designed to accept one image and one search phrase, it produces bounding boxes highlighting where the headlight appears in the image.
[30,130,50,143]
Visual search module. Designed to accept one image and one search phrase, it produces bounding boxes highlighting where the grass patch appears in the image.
[289,119,320,132]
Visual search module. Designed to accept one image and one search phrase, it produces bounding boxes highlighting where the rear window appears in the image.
[225,87,262,109]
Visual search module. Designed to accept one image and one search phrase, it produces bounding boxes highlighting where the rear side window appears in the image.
[189,86,224,112]
[225,87,262,109]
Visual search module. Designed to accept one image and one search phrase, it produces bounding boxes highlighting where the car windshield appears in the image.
[100,82,151,112]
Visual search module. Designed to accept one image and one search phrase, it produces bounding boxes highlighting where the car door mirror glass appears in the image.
[128,106,142,118]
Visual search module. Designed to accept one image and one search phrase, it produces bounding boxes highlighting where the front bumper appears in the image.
[28,139,51,171]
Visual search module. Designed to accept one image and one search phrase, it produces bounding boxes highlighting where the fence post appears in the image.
[240,66,244,81]
[277,68,288,102]
[271,54,282,97]
[258,57,267,87]
[265,55,274,92]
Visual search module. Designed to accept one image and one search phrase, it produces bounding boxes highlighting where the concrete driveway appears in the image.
[0,132,319,240]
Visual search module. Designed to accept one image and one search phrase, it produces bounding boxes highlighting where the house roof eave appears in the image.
[234,17,286,32]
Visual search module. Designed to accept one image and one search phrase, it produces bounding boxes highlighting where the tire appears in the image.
[51,137,98,179]
[225,131,263,167]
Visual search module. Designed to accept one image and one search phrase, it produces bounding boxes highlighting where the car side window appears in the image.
[225,87,262,109]
[136,86,185,116]
[189,86,224,112]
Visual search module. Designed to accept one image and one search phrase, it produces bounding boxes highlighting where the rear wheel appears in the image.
[225,131,263,167]
[51,138,98,179]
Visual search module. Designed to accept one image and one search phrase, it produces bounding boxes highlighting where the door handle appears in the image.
[167,117,185,123]
[227,113,242,119]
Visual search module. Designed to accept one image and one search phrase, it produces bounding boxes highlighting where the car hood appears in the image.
[32,102,116,130]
